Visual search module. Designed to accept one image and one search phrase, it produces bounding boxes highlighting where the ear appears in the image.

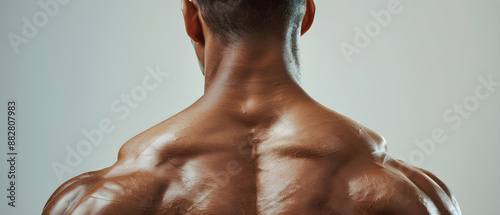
[182,0,204,43]
[300,0,316,36]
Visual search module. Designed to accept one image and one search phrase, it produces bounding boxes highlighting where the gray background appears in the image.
[1,0,499,214]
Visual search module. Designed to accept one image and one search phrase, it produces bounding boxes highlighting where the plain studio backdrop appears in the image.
[1,0,499,214]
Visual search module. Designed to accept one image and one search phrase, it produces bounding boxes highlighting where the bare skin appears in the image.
[42,0,461,214]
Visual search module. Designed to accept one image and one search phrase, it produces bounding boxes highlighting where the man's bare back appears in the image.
[42,87,460,214]
[42,0,461,214]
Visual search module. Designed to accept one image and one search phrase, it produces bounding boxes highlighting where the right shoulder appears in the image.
[338,158,461,215]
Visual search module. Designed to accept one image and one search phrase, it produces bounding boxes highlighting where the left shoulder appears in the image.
[42,166,176,215]
[42,171,101,215]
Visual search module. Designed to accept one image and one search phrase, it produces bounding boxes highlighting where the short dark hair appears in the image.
[197,0,306,41]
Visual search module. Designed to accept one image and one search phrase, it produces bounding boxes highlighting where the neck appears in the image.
[202,34,307,100]
[194,35,314,120]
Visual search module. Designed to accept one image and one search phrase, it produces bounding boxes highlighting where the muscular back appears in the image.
[42,95,461,215]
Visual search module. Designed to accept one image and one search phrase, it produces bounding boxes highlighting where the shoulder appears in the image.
[43,114,199,214]
[42,166,177,215]
[42,171,102,215]
[293,104,387,148]
[338,158,461,215]
[309,109,462,214]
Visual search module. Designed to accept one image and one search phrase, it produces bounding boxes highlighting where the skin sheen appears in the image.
[42,0,462,214]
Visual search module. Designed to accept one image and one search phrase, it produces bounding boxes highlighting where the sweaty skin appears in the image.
[42,0,461,214]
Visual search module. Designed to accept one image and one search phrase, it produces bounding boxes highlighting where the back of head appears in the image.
[197,0,306,42]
